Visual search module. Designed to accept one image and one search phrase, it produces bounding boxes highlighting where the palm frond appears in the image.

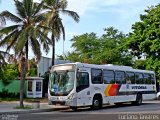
[23,0,33,18]
[14,0,26,19]
[0,16,6,29]
[6,30,22,51]
[37,25,52,31]
[44,0,56,7]
[52,20,61,41]
[0,25,20,35]
[60,0,68,9]
[0,29,19,47]
[33,1,44,16]
[15,29,28,53]
[58,18,65,40]
[62,10,80,22]
[0,11,22,23]
[30,37,41,60]
[34,14,47,23]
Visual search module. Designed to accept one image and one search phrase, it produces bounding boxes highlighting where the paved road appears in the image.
[2,100,160,120]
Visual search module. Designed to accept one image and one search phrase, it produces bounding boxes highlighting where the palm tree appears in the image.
[0,51,6,66]
[0,1,6,71]
[43,0,80,65]
[0,0,51,107]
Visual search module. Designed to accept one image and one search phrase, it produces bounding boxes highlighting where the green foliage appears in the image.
[133,60,146,69]
[66,27,133,65]
[0,88,20,98]
[127,4,160,79]
[27,58,37,77]
[0,64,19,85]
[27,68,37,77]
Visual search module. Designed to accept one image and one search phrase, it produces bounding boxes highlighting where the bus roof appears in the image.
[52,62,155,74]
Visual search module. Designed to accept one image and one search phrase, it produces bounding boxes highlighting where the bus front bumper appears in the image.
[48,97,77,107]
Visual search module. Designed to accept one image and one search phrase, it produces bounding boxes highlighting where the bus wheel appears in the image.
[91,96,102,110]
[115,103,123,106]
[135,94,142,106]
[70,106,77,111]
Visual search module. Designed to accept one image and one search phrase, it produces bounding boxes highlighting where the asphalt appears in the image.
[0,101,69,115]
[1,100,160,115]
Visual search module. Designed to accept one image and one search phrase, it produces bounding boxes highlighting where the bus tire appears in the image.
[91,95,102,110]
[70,106,77,111]
[135,93,142,106]
[115,103,123,106]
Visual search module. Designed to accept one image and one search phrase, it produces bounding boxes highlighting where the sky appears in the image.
[0,0,160,59]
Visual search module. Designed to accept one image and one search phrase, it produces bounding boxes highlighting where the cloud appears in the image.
[67,0,141,16]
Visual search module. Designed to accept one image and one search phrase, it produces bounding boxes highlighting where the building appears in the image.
[37,56,72,76]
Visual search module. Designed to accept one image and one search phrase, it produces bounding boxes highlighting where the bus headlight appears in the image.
[68,93,75,100]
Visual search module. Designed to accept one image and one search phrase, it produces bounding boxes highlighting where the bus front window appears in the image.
[49,70,75,96]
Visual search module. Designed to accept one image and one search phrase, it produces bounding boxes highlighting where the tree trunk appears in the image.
[19,56,26,108]
[51,34,55,66]
[25,42,28,71]
[19,44,28,108]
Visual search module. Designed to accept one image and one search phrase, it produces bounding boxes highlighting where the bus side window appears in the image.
[144,73,151,84]
[126,72,135,84]
[135,73,144,84]
[76,72,89,92]
[115,71,125,84]
[91,69,103,84]
[103,70,115,84]
[150,74,155,84]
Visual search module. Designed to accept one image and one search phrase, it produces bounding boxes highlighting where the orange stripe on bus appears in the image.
[108,84,119,96]
[104,84,112,96]
[104,84,119,96]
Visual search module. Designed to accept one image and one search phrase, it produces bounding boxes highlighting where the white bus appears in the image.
[48,62,157,110]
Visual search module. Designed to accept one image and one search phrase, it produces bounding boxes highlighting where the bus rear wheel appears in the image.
[132,94,142,106]
[91,96,102,110]
[70,106,77,111]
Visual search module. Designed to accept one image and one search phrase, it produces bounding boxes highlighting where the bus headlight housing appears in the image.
[68,93,75,100]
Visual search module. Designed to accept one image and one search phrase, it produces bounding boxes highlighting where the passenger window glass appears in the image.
[135,73,144,84]
[126,72,135,84]
[115,71,125,84]
[103,70,115,84]
[91,69,102,84]
[150,74,155,84]
[144,73,151,84]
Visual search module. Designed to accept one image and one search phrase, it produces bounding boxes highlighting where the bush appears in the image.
[0,88,20,98]
[0,64,19,85]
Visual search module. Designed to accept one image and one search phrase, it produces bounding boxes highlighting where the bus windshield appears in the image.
[49,70,75,96]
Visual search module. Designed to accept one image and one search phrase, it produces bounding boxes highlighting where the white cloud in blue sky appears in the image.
[0,0,160,58]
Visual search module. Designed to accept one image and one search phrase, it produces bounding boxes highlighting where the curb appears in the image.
[0,107,69,115]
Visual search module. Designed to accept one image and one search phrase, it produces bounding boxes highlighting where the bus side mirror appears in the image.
[76,72,80,79]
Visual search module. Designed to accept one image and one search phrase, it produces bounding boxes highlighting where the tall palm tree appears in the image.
[43,0,80,65]
[0,0,51,107]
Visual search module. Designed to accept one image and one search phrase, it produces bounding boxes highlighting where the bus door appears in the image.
[76,68,91,106]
